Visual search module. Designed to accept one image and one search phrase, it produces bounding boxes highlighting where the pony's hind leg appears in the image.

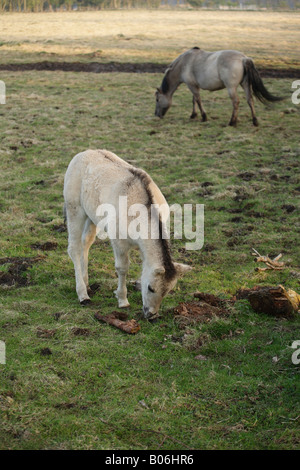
[81,217,97,294]
[66,205,91,304]
[190,96,198,119]
[241,80,258,126]
[227,87,240,126]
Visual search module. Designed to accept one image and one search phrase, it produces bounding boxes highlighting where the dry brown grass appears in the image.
[0,10,299,67]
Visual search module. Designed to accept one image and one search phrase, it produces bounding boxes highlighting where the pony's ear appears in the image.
[174,262,193,276]
[154,266,165,276]
[156,87,162,94]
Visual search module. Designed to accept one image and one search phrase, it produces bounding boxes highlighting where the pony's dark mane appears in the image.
[158,217,177,281]
[128,167,176,281]
[161,48,200,95]
[128,167,153,208]
[161,72,170,94]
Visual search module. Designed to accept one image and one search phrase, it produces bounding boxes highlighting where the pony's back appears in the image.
[64,149,168,225]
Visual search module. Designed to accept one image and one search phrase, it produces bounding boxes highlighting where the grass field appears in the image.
[0,10,300,68]
[0,10,300,450]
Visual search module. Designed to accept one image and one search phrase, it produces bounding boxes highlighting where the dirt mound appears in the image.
[235,285,300,317]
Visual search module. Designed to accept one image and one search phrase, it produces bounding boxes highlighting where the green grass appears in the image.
[0,70,299,450]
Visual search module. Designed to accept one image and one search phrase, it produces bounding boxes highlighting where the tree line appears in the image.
[0,0,298,12]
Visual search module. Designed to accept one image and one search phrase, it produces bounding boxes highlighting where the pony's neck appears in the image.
[162,64,182,97]
[137,226,176,280]
[138,237,164,271]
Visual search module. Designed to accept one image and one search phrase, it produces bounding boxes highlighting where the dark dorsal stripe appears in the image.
[128,167,176,281]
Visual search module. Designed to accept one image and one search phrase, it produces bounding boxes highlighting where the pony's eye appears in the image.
[148,285,155,293]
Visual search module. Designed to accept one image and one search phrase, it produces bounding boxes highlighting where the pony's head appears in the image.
[141,263,192,318]
[155,88,172,118]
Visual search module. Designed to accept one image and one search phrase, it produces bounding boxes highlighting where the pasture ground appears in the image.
[0,10,299,68]
[0,10,300,450]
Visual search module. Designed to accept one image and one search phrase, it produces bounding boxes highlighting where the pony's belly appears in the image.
[200,78,224,91]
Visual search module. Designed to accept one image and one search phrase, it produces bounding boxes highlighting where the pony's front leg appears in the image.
[189,89,207,121]
[112,242,130,308]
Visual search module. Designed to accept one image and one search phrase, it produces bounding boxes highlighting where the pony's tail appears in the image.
[243,58,283,104]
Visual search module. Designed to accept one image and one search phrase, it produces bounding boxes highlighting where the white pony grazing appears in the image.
[64,149,191,318]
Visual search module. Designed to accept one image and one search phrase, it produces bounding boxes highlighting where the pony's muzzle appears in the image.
[143,306,157,319]
[155,108,167,119]
[143,306,150,317]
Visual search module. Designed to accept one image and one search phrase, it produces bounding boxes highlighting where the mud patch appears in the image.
[174,293,230,326]
[71,327,91,336]
[40,347,52,356]
[0,62,297,78]
[0,61,166,74]
[31,241,58,251]
[281,204,296,213]
[52,224,67,233]
[87,282,101,297]
[0,256,44,287]
[36,327,57,338]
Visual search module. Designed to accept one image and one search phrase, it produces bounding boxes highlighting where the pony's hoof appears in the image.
[80,298,91,306]
[229,120,237,127]
[253,117,259,127]
[201,113,207,122]
[190,112,197,119]
[118,300,130,308]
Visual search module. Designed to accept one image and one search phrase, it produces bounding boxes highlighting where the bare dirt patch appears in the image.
[0,62,298,78]
[174,292,230,326]
[0,256,44,287]
[31,241,58,251]
[71,327,91,337]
